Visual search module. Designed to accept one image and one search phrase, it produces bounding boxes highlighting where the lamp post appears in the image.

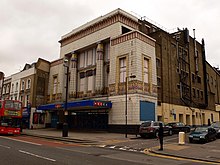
[63,58,69,137]
[125,75,136,138]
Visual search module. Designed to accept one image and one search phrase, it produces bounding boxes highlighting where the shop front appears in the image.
[37,100,112,131]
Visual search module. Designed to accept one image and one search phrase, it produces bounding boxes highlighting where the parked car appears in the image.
[188,127,217,143]
[139,121,172,138]
[211,121,220,138]
[166,122,191,133]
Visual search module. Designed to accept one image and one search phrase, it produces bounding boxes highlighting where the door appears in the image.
[51,113,58,128]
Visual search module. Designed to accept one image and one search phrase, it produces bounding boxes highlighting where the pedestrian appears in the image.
[158,122,164,151]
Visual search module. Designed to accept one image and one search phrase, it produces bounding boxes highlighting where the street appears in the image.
[0,135,215,165]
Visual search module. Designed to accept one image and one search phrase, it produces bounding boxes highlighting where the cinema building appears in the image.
[38,9,220,133]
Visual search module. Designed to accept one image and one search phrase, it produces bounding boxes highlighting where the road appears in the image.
[0,135,212,165]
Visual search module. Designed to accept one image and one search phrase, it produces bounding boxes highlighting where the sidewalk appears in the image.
[149,141,220,164]
[22,128,135,145]
[22,128,220,164]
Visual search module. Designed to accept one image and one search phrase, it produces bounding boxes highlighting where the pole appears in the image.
[125,77,128,138]
[62,62,69,137]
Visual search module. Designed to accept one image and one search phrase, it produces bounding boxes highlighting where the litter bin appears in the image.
[178,132,185,145]
[62,123,68,137]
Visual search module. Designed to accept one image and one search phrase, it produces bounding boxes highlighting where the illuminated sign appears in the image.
[4,110,21,117]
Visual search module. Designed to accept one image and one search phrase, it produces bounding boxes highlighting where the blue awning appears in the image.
[37,100,112,111]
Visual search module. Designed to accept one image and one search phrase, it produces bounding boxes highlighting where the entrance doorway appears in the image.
[186,115,190,125]
[69,112,108,130]
[179,114,183,123]
[192,115,196,126]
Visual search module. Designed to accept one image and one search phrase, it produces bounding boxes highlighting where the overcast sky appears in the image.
[1,0,219,76]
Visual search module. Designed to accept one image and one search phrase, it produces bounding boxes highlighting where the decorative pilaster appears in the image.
[95,43,104,94]
[69,52,77,98]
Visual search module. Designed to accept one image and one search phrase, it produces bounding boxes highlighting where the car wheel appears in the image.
[205,136,209,143]
[189,138,193,143]
[168,129,172,136]
[140,134,146,138]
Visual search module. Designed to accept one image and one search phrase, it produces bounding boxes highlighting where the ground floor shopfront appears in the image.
[37,94,158,134]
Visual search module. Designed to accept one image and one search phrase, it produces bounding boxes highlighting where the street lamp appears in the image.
[63,58,69,137]
[125,75,136,138]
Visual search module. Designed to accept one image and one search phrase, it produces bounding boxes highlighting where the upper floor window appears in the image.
[144,58,149,83]
[26,79,31,89]
[104,43,110,61]
[6,84,10,93]
[21,80,25,90]
[15,82,18,92]
[11,84,14,93]
[119,57,126,83]
[53,76,58,95]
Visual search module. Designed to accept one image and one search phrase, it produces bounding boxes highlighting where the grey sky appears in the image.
[0,0,219,76]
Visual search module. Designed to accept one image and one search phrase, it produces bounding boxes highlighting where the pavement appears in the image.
[22,128,220,164]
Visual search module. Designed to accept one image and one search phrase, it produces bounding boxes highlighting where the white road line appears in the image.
[0,144,10,149]
[19,150,56,162]
[1,136,42,146]
[56,147,91,154]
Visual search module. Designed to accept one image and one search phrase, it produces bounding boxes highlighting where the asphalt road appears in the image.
[0,135,211,165]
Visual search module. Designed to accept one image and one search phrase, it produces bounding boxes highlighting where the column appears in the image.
[69,52,78,98]
[95,42,104,94]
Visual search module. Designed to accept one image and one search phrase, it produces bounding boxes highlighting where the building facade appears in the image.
[39,9,158,133]
[1,58,50,129]
[1,9,220,133]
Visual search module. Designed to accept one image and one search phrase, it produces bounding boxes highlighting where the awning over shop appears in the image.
[37,100,112,111]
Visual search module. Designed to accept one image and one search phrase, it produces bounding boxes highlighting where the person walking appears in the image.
[158,122,164,151]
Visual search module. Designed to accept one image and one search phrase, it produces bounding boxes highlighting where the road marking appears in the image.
[1,137,42,146]
[19,150,56,162]
[0,144,10,149]
[56,147,91,154]
[144,149,220,165]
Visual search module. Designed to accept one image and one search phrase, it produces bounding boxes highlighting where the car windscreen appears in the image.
[141,122,151,127]
[211,122,220,128]
[194,127,208,133]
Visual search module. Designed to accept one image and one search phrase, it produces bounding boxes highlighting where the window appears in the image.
[11,84,14,93]
[26,79,31,89]
[197,89,200,98]
[25,95,29,107]
[15,82,18,92]
[87,50,93,66]
[197,76,201,84]
[20,96,23,102]
[79,52,85,68]
[104,43,110,61]
[157,77,161,87]
[144,58,149,83]
[80,78,85,92]
[3,86,6,94]
[193,88,196,98]
[21,80,25,90]
[192,73,195,83]
[53,76,58,95]
[6,84,10,93]
[119,57,126,83]
[200,91,203,100]
[156,58,160,68]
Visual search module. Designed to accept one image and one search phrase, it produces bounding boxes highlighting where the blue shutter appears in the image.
[140,101,155,121]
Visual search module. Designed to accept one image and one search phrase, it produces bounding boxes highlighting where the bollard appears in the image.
[178,132,185,145]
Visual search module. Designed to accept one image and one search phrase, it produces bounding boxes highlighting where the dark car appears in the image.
[211,121,220,138]
[166,122,191,133]
[188,127,217,143]
[139,121,172,138]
